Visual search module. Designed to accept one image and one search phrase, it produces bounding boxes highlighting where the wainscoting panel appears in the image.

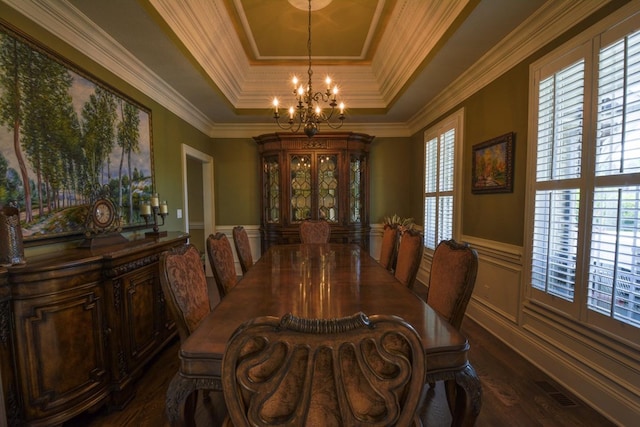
[462,236,640,426]
[462,236,522,324]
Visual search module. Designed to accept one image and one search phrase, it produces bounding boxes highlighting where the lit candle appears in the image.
[297,85,305,97]
[339,102,345,114]
[332,86,338,99]
[292,76,298,88]
[160,201,168,214]
[141,203,151,216]
[315,105,321,115]
[325,76,331,89]
[150,193,159,208]
[289,106,295,119]
[273,98,279,113]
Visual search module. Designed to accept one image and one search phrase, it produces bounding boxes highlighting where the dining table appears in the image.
[165,243,482,426]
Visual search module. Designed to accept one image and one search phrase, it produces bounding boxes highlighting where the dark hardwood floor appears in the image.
[64,283,616,426]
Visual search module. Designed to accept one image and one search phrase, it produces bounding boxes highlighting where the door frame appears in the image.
[181,144,215,275]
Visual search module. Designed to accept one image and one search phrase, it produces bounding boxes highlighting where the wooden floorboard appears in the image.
[63,314,615,427]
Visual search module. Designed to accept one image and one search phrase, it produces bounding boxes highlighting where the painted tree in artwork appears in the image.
[21,48,79,215]
[117,100,140,222]
[81,85,117,191]
[0,33,33,220]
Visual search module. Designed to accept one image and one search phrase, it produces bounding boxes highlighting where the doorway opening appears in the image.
[181,144,215,276]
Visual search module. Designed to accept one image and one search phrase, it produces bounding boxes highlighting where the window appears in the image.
[528,10,640,337]
[423,109,463,250]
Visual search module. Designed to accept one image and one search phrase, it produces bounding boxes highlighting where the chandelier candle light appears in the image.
[273,0,345,138]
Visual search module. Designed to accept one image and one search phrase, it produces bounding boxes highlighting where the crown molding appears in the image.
[149,0,248,105]
[3,0,217,135]
[2,0,623,141]
[406,0,613,134]
[373,0,470,104]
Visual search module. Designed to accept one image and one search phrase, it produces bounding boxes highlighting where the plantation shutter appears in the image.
[424,129,455,250]
[587,29,640,327]
[531,60,585,302]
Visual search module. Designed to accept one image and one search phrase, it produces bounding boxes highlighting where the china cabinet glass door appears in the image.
[263,155,280,223]
[290,154,312,221]
[318,154,338,222]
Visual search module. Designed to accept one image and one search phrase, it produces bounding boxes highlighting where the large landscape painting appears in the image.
[0,22,154,243]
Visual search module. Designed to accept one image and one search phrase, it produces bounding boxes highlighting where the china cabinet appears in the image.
[255,132,373,251]
[0,232,187,426]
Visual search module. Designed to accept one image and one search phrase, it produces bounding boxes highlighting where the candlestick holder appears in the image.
[141,203,168,237]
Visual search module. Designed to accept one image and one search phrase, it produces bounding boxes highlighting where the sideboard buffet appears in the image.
[0,232,188,426]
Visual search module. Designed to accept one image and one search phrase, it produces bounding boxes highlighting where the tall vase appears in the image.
[0,204,26,266]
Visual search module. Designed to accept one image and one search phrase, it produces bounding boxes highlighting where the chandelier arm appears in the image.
[324,119,345,130]
[274,115,302,133]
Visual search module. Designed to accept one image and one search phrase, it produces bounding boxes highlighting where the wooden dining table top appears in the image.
[178,243,469,379]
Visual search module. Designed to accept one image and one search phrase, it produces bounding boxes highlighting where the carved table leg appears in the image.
[451,363,482,427]
[166,372,222,427]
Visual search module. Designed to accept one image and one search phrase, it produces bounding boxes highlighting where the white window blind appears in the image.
[424,128,455,249]
[530,20,640,330]
[587,28,640,327]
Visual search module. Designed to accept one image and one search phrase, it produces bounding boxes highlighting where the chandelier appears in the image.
[272,0,345,138]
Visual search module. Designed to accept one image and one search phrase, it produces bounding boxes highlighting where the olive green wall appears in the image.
[461,63,529,246]
[208,138,260,226]
[369,136,414,224]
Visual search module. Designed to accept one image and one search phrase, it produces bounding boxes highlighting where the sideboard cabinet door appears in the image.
[103,239,181,408]
[12,278,110,424]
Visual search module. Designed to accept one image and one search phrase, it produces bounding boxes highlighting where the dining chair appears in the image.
[379,223,399,271]
[426,239,478,330]
[232,226,253,275]
[394,228,424,290]
[221,312,426,427]
[299,219,331,243]
[424,239,478,412]
[159,243,212,424]
[206,232,238,300]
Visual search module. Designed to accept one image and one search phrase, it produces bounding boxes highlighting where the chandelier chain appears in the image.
[272,0,345,138]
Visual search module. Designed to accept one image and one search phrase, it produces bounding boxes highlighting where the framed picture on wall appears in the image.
[0,20,154,245]
[471,132,514,194]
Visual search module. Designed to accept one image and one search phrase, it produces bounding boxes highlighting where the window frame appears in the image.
[423,108,464,251]
[525,8,640,341]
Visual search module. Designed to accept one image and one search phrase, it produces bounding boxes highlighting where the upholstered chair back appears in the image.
[222,312,426,427]
[232,226,253,275]
[379,224,399,271]
[427,239,478,330]
[206,232,238,300]
[299,219,331,244]
[159,244,210,343]
[394,229,424,290]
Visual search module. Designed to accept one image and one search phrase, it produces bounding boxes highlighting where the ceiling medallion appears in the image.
[287,0,332,11]
[273,0,345,138]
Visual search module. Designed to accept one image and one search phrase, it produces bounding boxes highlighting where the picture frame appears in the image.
[471,132,514,194]
[0,21,154,245]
